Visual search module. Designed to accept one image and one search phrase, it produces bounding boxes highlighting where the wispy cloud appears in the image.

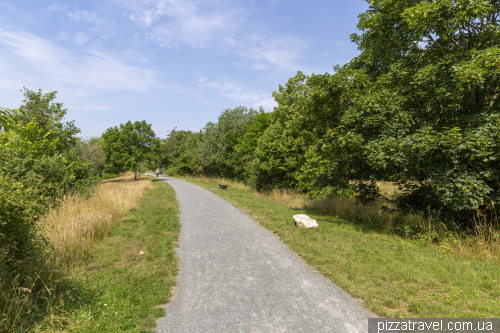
[67,9,97,22]
[198,78,277,111]
[115,0,310,72]
[115,0,243,48]
[237,35,309,72]
[46,3,69,12]
[75,32,89,44]
[0,28,158,98]
[57,30,90,45]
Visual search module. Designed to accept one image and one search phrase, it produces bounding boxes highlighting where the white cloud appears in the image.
[0,28,158,105]
[237,35,308,72]
[67,9,97,22]
[198,78,277,111]
[75,32,89,44]
[46,3,69,12]
[57,30,90,45]
[116,0,243,48]
[115,0,309,72]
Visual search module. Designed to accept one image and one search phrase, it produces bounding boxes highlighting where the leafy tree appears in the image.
[0,120,94,262]
[102,121,159,179]
[14,88,80,152]
[317,0,500,216]
[159,129,203,175]
[70,136,107,171]
[198,106,257,177]
[252,73,323,191]
[230,108,272,182]
[0,107,22,131]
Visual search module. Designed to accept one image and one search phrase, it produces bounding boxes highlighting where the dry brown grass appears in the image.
[377,181,398,198]
[194,176,383,226]
[256,187,384,226]
[255,188,311,209]
[42,172,151,266]
[433,214,500,261]
[195,175,252,191]
[469,215,500,260]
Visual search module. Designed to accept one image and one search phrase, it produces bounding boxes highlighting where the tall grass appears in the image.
[194,176,500,262]
[469,214,500,259]
[43,172,151,267]
[257,188,383,226]
[195,175,252,191]
[1,172,151,332]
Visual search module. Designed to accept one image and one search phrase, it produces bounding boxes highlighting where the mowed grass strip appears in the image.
[59,179,180,332]
[177,176,500,318]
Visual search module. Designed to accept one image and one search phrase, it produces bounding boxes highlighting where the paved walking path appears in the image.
[152,175,373,333]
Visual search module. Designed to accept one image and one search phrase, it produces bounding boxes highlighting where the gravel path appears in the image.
[152,175,374,333]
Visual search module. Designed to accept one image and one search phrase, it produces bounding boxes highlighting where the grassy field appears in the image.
[3,174,181,333]
[43,174,153,267]
[42,178,181,332]
[176,176,500,318]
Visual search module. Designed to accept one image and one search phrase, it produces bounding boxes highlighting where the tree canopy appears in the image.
[156,0,500,219]
[102,120,159,177]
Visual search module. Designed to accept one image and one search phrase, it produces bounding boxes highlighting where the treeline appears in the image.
[158,0,500,223]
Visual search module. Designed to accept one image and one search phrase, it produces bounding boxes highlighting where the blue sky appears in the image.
[0,0,369,137]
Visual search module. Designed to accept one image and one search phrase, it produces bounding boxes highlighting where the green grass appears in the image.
[35,179,180,332]
[177,176,500,318]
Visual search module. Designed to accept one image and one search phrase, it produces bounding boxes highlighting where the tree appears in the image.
[0,119,96,262]
[102,121,159,179]
[198,106,257,177]
[159,129,203,175]
[251,74,310,190]
[14,88,80,152]
[0,107,22,131]
[70,137,107,171]
[230,108,272,182]
[317,0,500,217]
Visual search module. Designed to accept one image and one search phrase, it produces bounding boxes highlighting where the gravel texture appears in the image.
[152,175,374,333]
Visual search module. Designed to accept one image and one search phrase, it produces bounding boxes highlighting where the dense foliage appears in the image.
[319,0,500,215]
[102,120,159,178]
[0,89,99,264]
[158,0,500,221]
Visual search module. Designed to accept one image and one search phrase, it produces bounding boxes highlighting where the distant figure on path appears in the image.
[162,168,166,176]
[156,168,159,177]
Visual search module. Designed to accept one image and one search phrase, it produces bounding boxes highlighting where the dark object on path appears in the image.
[218,184,227,190]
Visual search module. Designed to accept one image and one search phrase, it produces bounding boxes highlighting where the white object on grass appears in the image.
[293,214,319,229]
